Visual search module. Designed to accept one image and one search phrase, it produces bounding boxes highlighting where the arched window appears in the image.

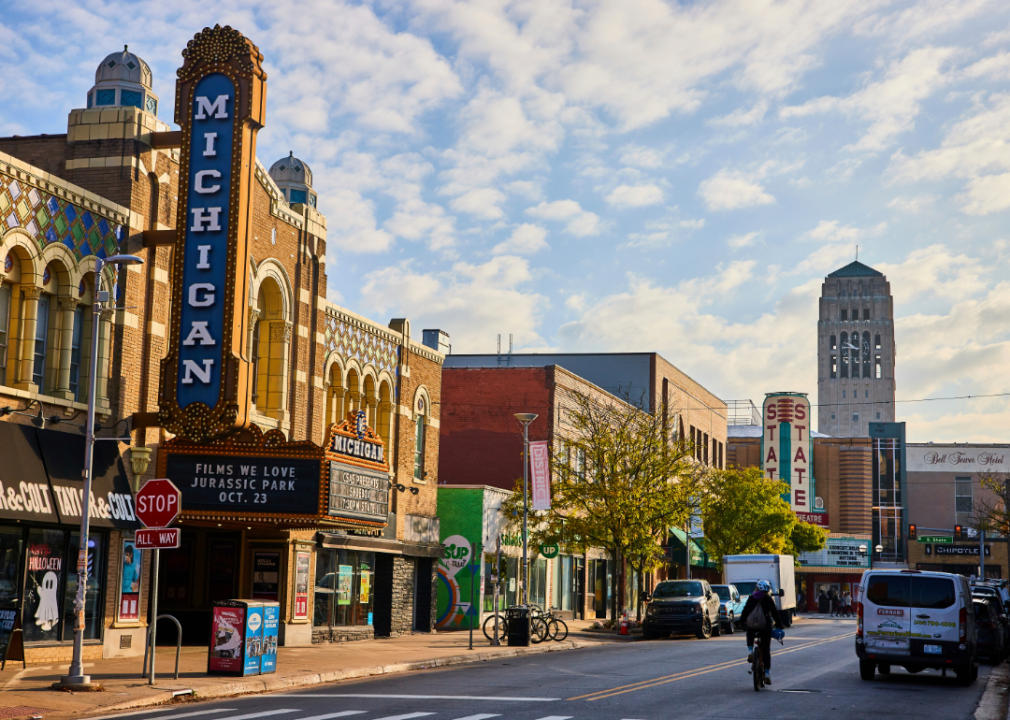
[378,380,392,450]
[0,281,9,386]
[862,331,872,378]
[413,394,427,482]
[253,277,289,420]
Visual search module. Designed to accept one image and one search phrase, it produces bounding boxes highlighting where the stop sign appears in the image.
[136,478,181,528]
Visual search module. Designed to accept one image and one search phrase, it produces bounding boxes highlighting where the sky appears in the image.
[3,0,1010,443]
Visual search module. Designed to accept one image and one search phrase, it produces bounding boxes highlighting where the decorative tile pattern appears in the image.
[324,313,399,377]
[0,173,123,260]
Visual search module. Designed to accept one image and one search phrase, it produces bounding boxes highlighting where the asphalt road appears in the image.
[105,618,992,720]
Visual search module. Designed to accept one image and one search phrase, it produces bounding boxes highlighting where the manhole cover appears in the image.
[0,707,49,719]
[779,689,823,694]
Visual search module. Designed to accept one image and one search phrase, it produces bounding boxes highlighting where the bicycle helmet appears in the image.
[756,580,772,592]
[772,628,785,641]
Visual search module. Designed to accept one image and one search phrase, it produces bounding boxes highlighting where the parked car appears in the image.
[856,569,978,685]
[711,583,745,634]
[643,579,722,640]
[971,585,1010,658]
[973,598,1004,664]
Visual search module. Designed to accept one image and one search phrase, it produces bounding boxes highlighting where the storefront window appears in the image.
[553,556,574,612]
[0,527,23,658]
[63,532,105,641]
[23,528,66,643]
[529,558,547,608]
[314,549,375,627]
[117,536,143,623]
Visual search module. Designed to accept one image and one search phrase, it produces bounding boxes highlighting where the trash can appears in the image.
[208,600,279,676]
[506,605,530,647]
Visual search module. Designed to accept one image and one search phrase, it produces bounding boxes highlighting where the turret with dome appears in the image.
[269,152,318,209]
[87,45,159,116]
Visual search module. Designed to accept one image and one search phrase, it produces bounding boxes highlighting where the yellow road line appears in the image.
[569,631,855,702]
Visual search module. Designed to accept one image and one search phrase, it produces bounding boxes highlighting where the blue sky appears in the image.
[4,0,1010,442]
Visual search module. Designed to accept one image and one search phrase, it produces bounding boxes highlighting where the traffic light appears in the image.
[908,524,917,540]
[955,525,963,540]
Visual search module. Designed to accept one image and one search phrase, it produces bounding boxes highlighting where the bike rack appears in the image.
[142,614,182,680]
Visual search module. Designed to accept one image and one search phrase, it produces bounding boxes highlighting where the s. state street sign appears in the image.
[136,478,181,528]
[135,527,182,550]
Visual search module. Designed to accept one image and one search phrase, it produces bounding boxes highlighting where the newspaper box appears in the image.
[208,599,280,676]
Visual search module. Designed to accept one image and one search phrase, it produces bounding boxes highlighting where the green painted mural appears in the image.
[436,487,484,630]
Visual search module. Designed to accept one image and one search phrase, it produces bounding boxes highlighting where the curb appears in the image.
[975,662,1008,720]
[58,639,601,720]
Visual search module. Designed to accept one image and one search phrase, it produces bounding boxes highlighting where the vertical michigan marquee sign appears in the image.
[762,392,813,514]
[159,26,267,441]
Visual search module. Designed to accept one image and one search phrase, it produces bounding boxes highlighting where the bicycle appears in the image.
[482,604,547,643]
[749,630,784,691]
[531,606,569,643]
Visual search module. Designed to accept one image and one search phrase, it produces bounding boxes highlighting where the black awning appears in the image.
[0,422,139,529]
[37,430,139,529]
[0,422,61,524]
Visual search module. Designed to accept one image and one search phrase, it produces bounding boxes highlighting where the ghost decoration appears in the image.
[36,571,60,631]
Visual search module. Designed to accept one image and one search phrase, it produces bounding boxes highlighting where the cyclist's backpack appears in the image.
[746,604,767,630]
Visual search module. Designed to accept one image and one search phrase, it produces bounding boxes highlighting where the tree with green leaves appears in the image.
[971,471,1010,536]
[500,386,699,623]
[701,466,826,566]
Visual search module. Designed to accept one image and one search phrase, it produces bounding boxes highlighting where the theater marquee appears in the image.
[325,412,390,525]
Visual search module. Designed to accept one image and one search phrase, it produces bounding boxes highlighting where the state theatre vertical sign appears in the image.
[159,26,267,441]
[762,393,813,514]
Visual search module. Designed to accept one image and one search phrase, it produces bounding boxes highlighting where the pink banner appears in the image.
[529,441,551,510]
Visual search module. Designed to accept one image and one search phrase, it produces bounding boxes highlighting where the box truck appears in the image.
[723,554,797,626]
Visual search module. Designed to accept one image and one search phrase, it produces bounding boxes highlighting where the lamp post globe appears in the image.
[58,253,144,688]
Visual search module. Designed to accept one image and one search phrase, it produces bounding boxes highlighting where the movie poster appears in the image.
[118,537,143,622]
[293,551,310,620]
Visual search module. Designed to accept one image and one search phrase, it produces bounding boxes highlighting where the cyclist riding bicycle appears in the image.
[740,580,785,685]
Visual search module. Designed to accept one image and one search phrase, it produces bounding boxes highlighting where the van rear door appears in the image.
[910,574,960,659]
[863,574,912,655]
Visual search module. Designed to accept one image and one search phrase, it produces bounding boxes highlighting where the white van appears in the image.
[856,569,978,685]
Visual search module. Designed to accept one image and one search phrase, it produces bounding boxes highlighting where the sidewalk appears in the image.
[0,620,609,720]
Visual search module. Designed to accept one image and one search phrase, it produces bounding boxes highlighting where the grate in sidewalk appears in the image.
[0,707,49,719]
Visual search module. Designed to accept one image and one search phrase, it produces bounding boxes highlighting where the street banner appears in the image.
[530,440,551,510]
[762,392,813,514]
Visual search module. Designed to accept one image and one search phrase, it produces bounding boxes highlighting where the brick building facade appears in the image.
[0,37,442,661]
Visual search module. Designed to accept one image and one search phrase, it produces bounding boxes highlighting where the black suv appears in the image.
[643,579,722,640]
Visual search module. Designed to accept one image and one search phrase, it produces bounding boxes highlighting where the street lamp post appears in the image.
[59,254,143,687]
[514,413,538,606]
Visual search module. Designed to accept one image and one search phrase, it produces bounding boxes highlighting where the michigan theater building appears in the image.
[0,27,443,661]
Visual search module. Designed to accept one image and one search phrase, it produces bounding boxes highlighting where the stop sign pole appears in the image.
[136,478,181,685]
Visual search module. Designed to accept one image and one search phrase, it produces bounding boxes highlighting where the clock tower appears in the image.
[817,260,896,437]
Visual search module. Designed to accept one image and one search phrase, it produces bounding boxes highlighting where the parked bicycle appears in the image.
[482,604,567,643]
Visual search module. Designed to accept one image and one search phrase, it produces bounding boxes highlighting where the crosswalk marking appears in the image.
[215,710,301,720]
[532,716,573,720]
[370,714,435,720]
[148,712,240,720]
[295,713,367,720]
[448,715,501,720]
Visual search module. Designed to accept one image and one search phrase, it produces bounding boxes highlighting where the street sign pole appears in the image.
[149,547,160,684]
[980,529,985,579]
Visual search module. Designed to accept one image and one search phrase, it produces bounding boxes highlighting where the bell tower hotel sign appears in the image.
[158,26,267,442]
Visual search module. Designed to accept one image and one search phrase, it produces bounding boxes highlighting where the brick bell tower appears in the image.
[817,260,896,437]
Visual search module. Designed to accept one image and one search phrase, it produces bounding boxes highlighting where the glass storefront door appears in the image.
[314,549,375,628]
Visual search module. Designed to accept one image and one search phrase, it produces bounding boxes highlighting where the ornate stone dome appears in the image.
[87,45,159,115]
[268,152,317,208]
[95,45,153,87]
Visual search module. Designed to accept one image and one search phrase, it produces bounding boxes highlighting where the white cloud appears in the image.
[325,189,394,253]
[383,198,456,251]
[887,93,1010,215]
[804,220,887,243]
[887,195,938,213]
[708,100,769,127]
[699,169,775,211]
[781,46,957,151]
[728,231,761,248]
[525,200,601,236]
[493,224,549,255]
[619,144,667,168]
[450,187,508,219]
[605,184,664,208]
[360,256,547,351]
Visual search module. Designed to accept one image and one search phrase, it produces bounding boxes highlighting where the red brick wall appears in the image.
[0,134,69,177]
[438,367,552,490]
